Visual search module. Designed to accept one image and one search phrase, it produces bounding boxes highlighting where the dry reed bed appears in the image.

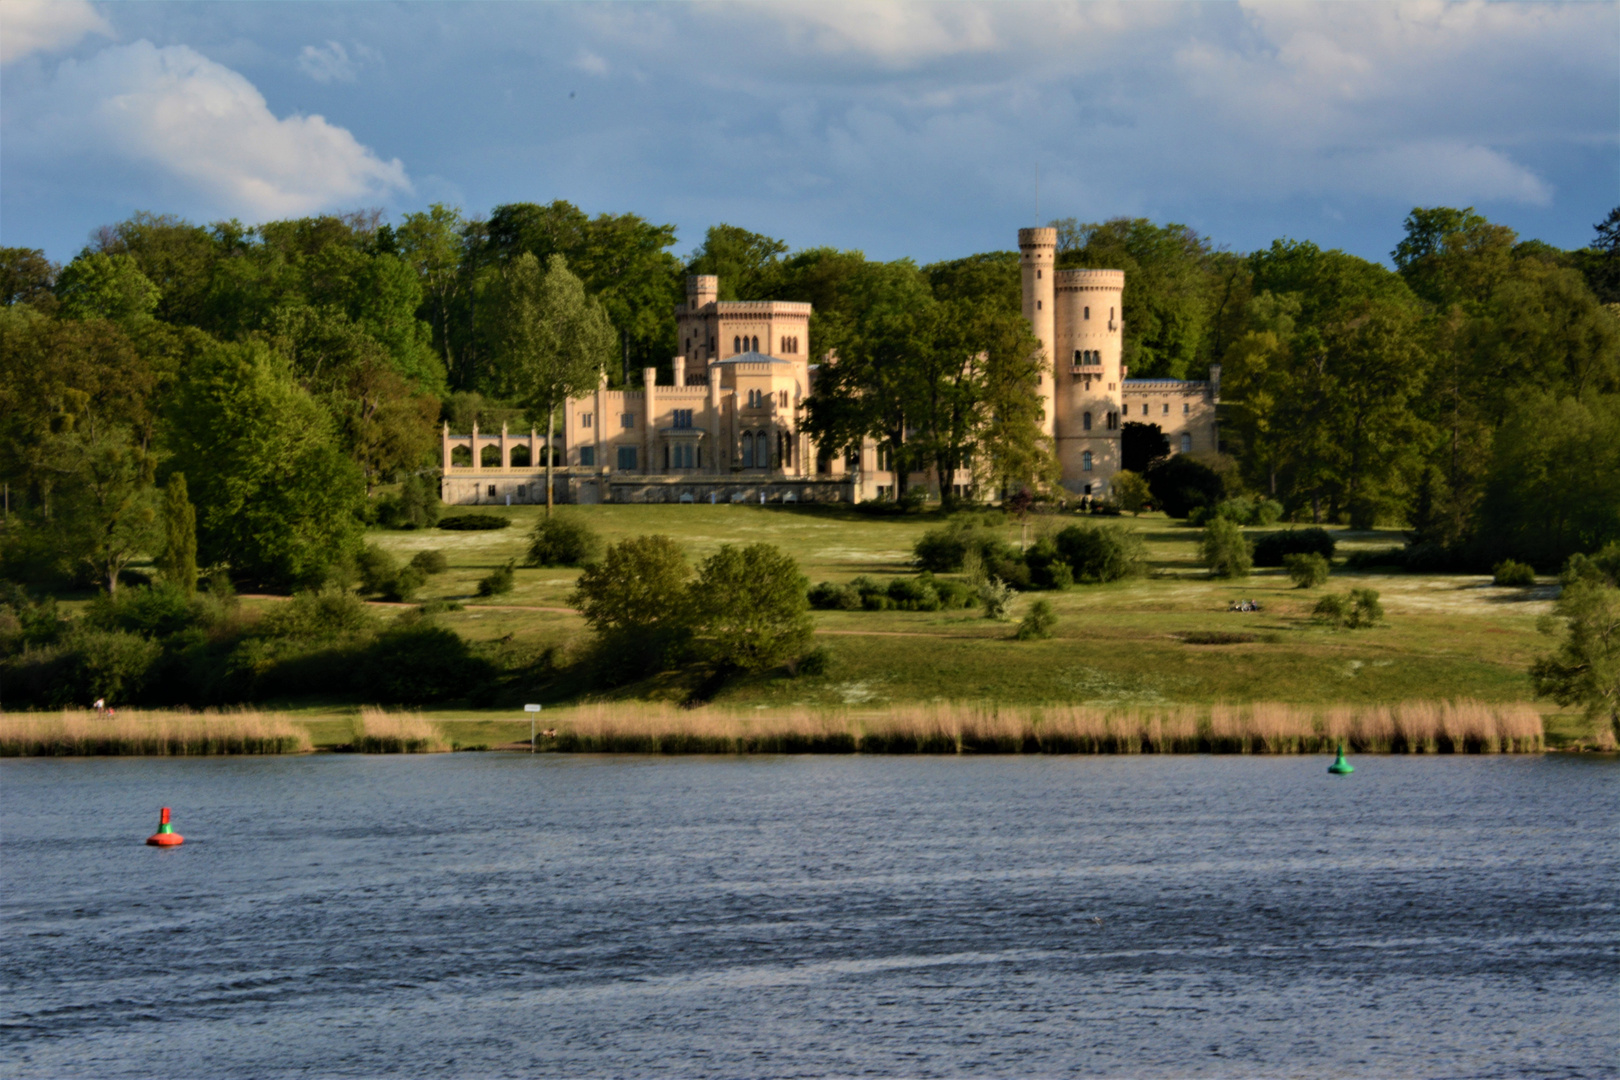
[542,700,1544,755]
[352,708,449,753]
[0,709,313,756]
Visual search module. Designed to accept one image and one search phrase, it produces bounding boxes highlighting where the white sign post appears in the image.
[524,704,542,752]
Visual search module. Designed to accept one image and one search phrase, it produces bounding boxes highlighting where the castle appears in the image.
[439,227,1219,505]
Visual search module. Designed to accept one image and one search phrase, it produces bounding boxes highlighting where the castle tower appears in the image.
[1018,227,1057,441]
[1053,268,1125,494]
[687,274,718,310]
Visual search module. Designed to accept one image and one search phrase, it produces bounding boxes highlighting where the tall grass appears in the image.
[539,699,1544,755]
[352,708,449,753]
[0,709,313,756]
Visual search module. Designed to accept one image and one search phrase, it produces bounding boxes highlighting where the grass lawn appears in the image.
[330,503,1596,740]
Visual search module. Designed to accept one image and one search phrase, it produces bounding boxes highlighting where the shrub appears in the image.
[381,565,425,603]
[84,583,202,640]
[261,589,375,643]
[356,543,400,595]
[1312,593,1349,625]
[1313,588,1384,628]
[1493,559,1536,587]
[1253,528,1337,566]
[1112,470,1151,515]
[1348,588,1384,627]
[476,561,516,597]
[1023,537,1072,590]
[888,576,942,611]
[1015,599,1057,640]
[1284,552,1331,589]
[913,518,1014,573]
[1054,523,1147,584]
[933,578,979,609]
[808,581,849,610]
[437,513,510,531]
[526,514,602,567]
[1145,455,1226,519]
[410,550,449,575]
[979,577,1015,621]
[1181,630,1258,645]
[355,624,497,703]
[793,646,832,677]
[1200,519,1253,579]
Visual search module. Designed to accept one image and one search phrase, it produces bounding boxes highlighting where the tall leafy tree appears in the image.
[166,339,364,588]
[397,203,470,376]
[0,247,58,308]
[157,472,198,595]
[489,254,616,516]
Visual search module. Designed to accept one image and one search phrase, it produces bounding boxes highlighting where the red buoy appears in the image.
[146,807,183,847]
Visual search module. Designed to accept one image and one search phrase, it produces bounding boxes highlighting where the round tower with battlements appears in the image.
[1053,267,1125,493]
[1018,228,1057,441]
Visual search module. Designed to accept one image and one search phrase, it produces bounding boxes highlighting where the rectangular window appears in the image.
[517,484,526,497]
[673,409,693,429]
[1183,403,1190,415]
[487,485,497,497]
[1162,403,1170,415]
[581,412,594,429]
[621,413,634,429]
[580,446,595,467]
[616,446,637,471]
[1082,411,1092,431]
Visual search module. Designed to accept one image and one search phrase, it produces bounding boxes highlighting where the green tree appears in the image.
[1284,552,1330,588]
[570,534,693,674]
[55,253,160,322]
[1,247,58,307]
[156,473,198,595]
[1475,392,1620,567]
[690,542,813,673]
[686,224,790,300]
[1111,469,1150,514]
[489,253,616,515]
[1053,217,1234,379]
[397,203,470,376]
[1532,577,1620,739]
[166,340,364,588]
[1015,598,1057,640]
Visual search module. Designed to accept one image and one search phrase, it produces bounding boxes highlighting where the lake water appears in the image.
[2,754,1616,1078]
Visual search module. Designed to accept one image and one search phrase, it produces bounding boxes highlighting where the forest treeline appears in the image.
[1,202,1617,598]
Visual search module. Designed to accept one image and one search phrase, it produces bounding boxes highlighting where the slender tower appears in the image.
[1018,227,1057,441]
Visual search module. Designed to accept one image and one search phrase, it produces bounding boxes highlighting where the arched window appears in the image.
[1180,433,1193,453]
[1082,451,1093,472]
[733,335,741,353]
[1082,411,1092,431]
[752,335,760,352]
[742,433,755,469]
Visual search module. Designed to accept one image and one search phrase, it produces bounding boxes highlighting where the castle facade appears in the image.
[439,228,1219,505]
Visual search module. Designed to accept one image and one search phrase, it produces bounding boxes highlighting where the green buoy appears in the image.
[1328,743,1354,775]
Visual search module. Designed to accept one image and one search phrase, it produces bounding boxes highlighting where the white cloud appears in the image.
[20,40,410,219]
[573,48,608,76]
[298,40,358,83]
[0,0,110,64]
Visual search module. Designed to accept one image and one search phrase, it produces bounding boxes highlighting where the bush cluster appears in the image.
[1492,559,1537,587]
[526,515,602,567]
[808,573,979,612]
[1252,528,1337,567]
[1313,588,1385,628]
[1015,599,1058,640]
[913,518,1146,592]
[1189,497,1283,527]
[0,581,497,707]
[437,513,510,531]
[1284,552,1331,588]
[356,543,449,602]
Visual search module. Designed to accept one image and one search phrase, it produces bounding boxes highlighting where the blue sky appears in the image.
[3,1,1616,267]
